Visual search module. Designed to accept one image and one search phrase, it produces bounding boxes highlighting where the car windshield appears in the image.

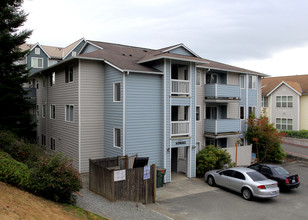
[247,171,268,181]
[273,166,289,175]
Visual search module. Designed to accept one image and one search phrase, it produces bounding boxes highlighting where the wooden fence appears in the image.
[89,156,156,204]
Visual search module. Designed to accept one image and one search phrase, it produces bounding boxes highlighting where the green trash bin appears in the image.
[156,168,166,188]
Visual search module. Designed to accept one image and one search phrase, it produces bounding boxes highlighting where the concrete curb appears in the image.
[286,153,308,162]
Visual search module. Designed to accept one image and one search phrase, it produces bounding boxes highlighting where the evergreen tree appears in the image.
[0,0,34,138]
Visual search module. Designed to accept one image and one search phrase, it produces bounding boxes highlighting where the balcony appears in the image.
[171,121,190,136]
[171,79,190,95]
[204,119,240,135]
[205,84,240,99]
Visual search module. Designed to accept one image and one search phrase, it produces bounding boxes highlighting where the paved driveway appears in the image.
[146,161,308,220]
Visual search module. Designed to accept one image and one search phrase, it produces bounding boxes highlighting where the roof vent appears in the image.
[129,54,132,57]
[143,50,148,52]
[122,53,125,56]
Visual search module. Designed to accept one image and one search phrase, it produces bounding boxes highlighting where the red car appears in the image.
[248,164,300,190]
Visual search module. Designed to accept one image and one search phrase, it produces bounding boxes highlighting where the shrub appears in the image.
[29,153,82,203]
[196,145,234,176]
[0,151,31,190]
[283,130,308,139]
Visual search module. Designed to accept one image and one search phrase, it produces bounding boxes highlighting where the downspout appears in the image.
[78,59,81,173]
[123,71,128,156]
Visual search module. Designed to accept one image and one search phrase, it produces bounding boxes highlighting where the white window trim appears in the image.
[31,57,43,68]
[50,137,56,151]
[50,104,56,119]
[65,104,74,122]
[196,105,201,121]
[41,134,46,146]
[248,106,256,117]
[113,128,121,148]
[248,75,256,89]
[65,66,74,83]
[196,70,201,86]
[275,117,293,130]
[240,106,245,120]
[35,47,40,55]
[51,72,56,86]
[240,75,245,89]
[113,82,121,102]
[275,95,293,108]
[196,141,201,152]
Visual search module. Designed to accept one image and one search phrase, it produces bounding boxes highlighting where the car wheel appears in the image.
[207,176,216,186]
[242,188,253,200]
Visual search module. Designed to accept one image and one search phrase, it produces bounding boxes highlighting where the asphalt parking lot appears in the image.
[147,161,308,220]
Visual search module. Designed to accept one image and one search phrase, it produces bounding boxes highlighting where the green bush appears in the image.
[0,131,43,167]
[30,153,82,203]
[0,131,82,204]
[0,151,31,190]
[283,130,308,139]
[196,145,234,176]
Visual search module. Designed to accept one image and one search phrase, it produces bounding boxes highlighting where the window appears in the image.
[36,79,39,89]
[206,106,217,119]
[248,106,256,117]
[114,128,121,148]
[35,48,40,54]
[248,75,256,89]
[31,57,43,68]
[240,75,245,89]
[50,104,56,119]
[42,104,46,118]
[65,105,74,122]
[50,72,55,86]
[196,142,201,152]
[65,66,73,83]
[240,106,245,119]
[196,106,200,121]
[233,171,246,180]
[50,138,55,151]
[260,166,272,175]
[220,170,234,177]
[262,96,268,107]
[276,96,293,108]
[41,134,46,146]
[72,51,77,57]
[113,83,121,102]
[36,104,39,117]
[206,74,217,84]
[276,118,293,130]
[196,70,201,85]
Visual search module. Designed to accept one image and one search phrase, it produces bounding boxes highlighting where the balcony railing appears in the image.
[171,121,190,136]
[205,84,240,99]
[171,79,190,95]
[204,119,240,135]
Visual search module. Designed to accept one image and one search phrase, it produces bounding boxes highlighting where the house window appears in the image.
[276,96,293,108]
[50,72,55,86]
[206,106,217,119]
[196,70,201,85]
[42,104,46,118]
[50,104,56,119]
[240,106,245,119]
[248,75,256,89]
[31,57,43,68]
[65,66,73,83]
[196,106,200,121]
[35,48,40,54]
[36,104,39,117]
[50,138,56,151]
[276,118,293,130]
[113,82,121,102]
[114,128,121,148]
[262,96,269,107]
[240,75,245,89]
[41,134,46,146]
[206,73,217,84]
[65,105,74,122]
[36,79,39,89]
[196,142,201,152]
[72,51,77,57]
[248,106,256,117]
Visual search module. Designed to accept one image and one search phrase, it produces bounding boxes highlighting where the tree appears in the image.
[246,115,286,163]
[0,0,34,138]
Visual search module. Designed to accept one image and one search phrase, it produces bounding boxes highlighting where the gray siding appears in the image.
[80,60,105,173]
[27,45,49,74]
[65,40,86,59]
[169,47,195,56]
[81,44,100,54]
[125,73,164,167]
[104,65,123,157]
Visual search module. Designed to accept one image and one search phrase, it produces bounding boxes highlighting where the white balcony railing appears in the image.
[171,121,190,136]
[171,79,190,95]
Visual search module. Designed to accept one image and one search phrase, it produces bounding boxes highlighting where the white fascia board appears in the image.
[79,41,104,54]
[63,38,86,59]
[267,81,302,96]
[30,43,51,59]
[138,56,209,65]
[123,69,163,75]
[197,65,267,77]
[103,60,123,72]
[163,44,201,58]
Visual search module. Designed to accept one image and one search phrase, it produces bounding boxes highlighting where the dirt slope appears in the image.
[0,181,106,220]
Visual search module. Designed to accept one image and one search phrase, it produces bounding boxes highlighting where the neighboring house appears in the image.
[262,75,308,131]
[31,40,265,182]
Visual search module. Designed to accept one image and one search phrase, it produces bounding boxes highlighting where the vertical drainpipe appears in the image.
[298,95,300,130]
[123,71,127,156]
[164,59,166,171]
[246,74,249,131]
[78,59,81,173]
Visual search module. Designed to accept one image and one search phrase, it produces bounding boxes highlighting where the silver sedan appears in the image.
[204,167,279,200]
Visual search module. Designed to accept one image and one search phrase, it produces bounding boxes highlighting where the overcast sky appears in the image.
[22,0,308,76]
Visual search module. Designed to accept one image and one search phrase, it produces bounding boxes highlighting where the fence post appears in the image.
[125,155,128,169]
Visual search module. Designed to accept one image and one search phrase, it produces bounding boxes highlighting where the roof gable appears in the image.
[266,81,302,96]
[163,44,200,57]
[29,43,51,58]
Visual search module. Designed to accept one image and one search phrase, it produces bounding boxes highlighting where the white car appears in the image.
[204,167,279,200]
